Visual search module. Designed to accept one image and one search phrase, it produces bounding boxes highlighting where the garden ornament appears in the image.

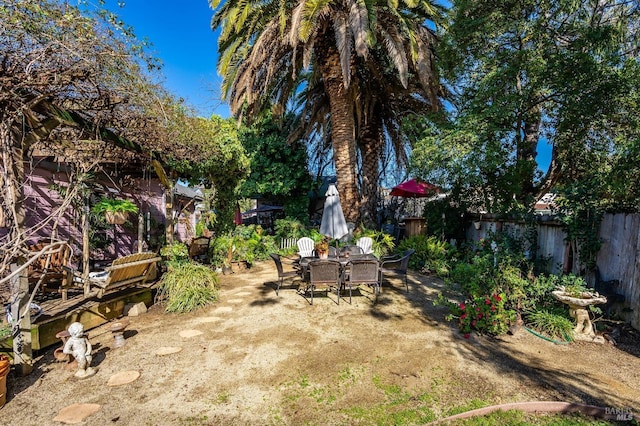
[552,288,607,343]
[63,322,96,378]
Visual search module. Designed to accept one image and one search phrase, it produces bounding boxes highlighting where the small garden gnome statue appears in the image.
[63,322,96,378]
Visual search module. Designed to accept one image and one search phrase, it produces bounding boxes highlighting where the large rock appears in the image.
[125,302,147,317]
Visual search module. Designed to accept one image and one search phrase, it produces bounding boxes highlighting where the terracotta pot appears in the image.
[105,211,128,225]
[0,354,9,408]
[318,252,328,260]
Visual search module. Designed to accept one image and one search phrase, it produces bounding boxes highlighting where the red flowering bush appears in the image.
[446,293,514,336]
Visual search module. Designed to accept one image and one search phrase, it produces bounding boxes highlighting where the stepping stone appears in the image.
[196,317,222,323]
[227,298,244,304]
[155,346,183,356]
[212,306,233,313]
[179,329,203,338]
[53,403,101,424]
[234,291,251,296]
[107,370,140,387]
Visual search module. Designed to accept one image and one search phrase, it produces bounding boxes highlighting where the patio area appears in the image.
[1,261,638,424]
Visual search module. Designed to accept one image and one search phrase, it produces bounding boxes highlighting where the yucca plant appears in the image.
[160,262,219,313]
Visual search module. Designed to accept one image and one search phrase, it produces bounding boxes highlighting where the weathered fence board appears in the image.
[597,214,640,329]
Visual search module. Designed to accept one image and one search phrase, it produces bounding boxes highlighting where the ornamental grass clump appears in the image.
[160,262,219,313]
[527,309,575,341]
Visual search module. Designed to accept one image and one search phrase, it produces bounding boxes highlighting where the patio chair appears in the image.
[356,237,374,255]
[188,236,211,263]
[296,237,315,258]
[379,249,415,293]
[27,240,73,296]
[345,259,380,303]
[269,253,300,296]
[305,259,342,305]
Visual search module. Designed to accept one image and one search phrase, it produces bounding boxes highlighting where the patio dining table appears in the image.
[298,253,378,284]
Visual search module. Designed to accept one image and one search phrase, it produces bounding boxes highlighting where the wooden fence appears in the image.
[279,237,297,251]
[466,213,639,330]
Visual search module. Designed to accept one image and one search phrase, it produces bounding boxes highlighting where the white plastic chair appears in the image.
[356,237,373,255]
[296,237,315,258]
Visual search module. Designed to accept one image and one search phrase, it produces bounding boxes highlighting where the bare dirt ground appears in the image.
[2,261,639,425]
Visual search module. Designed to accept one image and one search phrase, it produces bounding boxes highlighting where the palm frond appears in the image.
[289,2,305,45]
[299,0,332,41]
[379,26,408,88]
[348,0,370,58]
[415,26,440,106]
[333,11,353,88]
[303,34,315,69]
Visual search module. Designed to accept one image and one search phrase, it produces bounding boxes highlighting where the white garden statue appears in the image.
[63,322,96,378]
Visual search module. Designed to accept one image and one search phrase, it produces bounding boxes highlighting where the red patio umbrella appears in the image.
[389,179,438,198]
[390,179,439,218]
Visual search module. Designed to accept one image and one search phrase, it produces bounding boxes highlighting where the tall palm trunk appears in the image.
[316,37,359,223]
[358,116,382,227]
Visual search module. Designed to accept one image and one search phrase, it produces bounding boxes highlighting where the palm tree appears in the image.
[211,0,443,222]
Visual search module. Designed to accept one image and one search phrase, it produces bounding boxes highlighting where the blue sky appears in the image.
[109,1,551,172]
[108,1,230,118]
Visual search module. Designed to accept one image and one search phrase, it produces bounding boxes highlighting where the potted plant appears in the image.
[314,239,329,259]
[91,197,139,225]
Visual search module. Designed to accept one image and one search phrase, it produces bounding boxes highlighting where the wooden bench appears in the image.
[65,252,161,299]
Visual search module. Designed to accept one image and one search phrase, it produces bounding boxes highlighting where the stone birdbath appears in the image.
[552,287,607,343]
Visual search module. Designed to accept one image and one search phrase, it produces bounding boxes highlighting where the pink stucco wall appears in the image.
[19,161,197,266]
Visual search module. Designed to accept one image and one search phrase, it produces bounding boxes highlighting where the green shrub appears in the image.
[210,225,279,268]
[160,242,189,265]
[444,292,515,337]
[274,217,309,240]
[211,234,234,267]
[232,225,278,264]
[448,254,494,296]
[161,262,219,313]
[397,235,455,275]
[442,232,542,336]
[557,274,589,296]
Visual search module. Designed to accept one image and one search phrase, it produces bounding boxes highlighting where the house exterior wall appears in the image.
[172,195,199,243]
[16,162,199,267]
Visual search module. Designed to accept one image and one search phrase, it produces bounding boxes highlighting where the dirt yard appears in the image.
[2,261,639,425]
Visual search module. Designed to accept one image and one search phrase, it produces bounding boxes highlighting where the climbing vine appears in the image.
[554,177,606,272]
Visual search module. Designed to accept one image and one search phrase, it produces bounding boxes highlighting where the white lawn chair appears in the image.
[356,237,373,255]
[296,237,315,258]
